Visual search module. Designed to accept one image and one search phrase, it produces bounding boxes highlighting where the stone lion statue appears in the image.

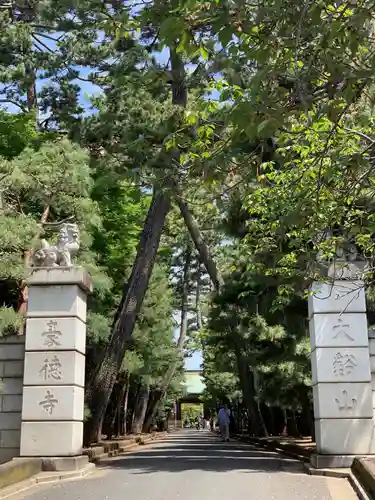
[32,222,80,268]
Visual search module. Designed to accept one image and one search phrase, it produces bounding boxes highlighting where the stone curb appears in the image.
[232,434,310,463]
[232,434,372,499]
[0,463,95,499]
[85,431,169,464]
[348,471,372,500]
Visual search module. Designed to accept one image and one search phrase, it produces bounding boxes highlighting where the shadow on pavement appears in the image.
[97,431,306,475]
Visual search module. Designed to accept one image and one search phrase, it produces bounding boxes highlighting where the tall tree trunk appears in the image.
[173,191,223,291]
[132,385,150,434]
[281,409,288,436]
[234,345,266,437]
[142,244,192,432]
[287,410,300,438]
[112,375,127,437]
[85,45,187,445]
[196,264,203,330]
[121,374,130,436]
[85,189,171,444]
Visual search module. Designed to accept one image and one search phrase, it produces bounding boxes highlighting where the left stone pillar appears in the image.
[20,268,92,461]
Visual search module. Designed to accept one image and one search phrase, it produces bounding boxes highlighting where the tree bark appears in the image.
[132,385,150,434]
[173,191,223,291]
[196,264,203,330]
[287,410,300,438]
[142,244,192,432]
[85,189,171,444]
[234,345,266,437]
[111,375,127,437]
[121,374,130,436]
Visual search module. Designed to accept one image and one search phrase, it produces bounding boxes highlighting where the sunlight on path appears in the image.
[11,430,358,500]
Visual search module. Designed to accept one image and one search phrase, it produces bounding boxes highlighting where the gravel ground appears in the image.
[13,430,358,500]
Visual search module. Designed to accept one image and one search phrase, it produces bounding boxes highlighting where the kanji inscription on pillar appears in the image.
[41,320,62,348]
[24,351,85,386]
[309,313,368,349]
[39,355,62,381]
[334,389,356,411]
[331,318,354,342]
[332,352,357,377]
[313,383,373,418]
[38,390,58,415]
[25,317,86,353]
[311,347,371,383]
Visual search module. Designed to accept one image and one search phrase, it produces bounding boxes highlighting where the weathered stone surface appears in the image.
[0,339,24,462]
[308,281,366,317]
[315,418,374,455]
[2,395,22,413]
[27,285,87,321]
[311,347,371,384]
[2,379,23,396]
[31,222,80,268]
[0,448,22,464]
[313,382,373,419]
[23,351,85,387]
[0,457,42,485]
[20,421,83,456]
[25,317,86,354]
[310,312,368,350]
[3,361,24,378]
[22,386,84,421]
[0,413,21,430]
[41,455,88,471]
[311,453,359,468]
[0,430,21,448]
[0,344,25,362]
[27,267,93,293]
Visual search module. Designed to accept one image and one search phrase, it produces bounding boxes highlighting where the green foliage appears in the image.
[0,307,23,335]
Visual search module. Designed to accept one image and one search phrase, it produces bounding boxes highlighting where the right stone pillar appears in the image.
[309,280,374,468]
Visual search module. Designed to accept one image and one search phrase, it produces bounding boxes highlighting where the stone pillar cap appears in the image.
[26,267,93,293]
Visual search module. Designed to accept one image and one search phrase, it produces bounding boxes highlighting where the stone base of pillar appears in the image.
[12,455,91,473]
[311,453,370,469]
[41,455,89,471]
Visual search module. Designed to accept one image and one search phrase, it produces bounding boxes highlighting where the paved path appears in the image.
[14,430,358,500]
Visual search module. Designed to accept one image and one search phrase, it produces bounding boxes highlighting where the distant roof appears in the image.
[183,370,205,395]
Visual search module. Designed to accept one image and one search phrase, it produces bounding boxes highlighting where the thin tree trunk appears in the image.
[281,409,288,436]
[196,264,203,330]
[132,385,150,434]
[85,190,171,444]
[120,373,130,436]
[142,244,192,432]
[173,192,223,291]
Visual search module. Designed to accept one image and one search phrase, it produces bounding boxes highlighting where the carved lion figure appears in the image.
[32,223,80,268]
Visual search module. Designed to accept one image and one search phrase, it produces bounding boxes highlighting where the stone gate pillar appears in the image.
[20,267,92,463]
[309,279,374,468]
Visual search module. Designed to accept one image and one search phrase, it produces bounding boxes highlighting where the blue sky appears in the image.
[185,349,202,370]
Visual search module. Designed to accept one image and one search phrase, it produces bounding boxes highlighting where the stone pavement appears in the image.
[13,430,358,500]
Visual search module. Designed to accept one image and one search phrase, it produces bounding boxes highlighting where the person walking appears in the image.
[217,404,231,442]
